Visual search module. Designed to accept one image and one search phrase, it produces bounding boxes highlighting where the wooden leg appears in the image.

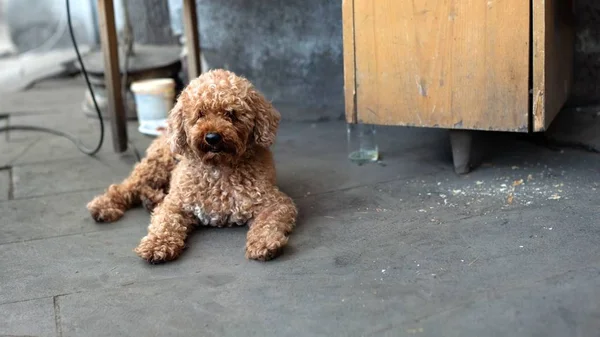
[449,129,474,175]
[97,0,128,153]
[183,0,201,81]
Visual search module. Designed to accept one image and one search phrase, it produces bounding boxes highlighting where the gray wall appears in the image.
[192,0,344,121]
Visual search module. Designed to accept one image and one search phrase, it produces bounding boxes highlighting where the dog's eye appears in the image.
[225,110,236,120]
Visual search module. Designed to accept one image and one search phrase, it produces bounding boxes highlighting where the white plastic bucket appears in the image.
[131,78,176,136]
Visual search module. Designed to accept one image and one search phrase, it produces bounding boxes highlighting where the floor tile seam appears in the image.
[0,217,143,246]
[1,187,105,203]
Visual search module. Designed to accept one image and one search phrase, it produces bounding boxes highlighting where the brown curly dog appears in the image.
[87,69,298,263]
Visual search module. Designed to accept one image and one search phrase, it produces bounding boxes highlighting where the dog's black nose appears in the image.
[205,133,222,145]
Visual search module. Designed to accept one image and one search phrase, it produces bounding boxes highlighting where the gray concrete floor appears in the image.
[1,76,600,337]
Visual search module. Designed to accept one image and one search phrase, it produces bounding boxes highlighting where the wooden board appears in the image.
[345,0,531,132]
[183,0,201,81]
[97,0,128,152]
[532,0,575,131]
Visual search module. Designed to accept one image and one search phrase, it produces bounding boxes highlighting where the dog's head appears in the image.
[166,69,280,164]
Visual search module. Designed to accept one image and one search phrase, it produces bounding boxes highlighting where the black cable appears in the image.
[0,0,141,162]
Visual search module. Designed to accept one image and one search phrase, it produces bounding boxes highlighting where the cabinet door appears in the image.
[343,0,531,132]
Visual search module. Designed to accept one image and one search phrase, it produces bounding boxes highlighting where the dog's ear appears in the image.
[166,99,187,154]
[251,90,281,148]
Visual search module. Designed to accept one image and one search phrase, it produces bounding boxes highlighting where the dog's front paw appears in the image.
[134,234,185,264]
[87,197,124,223]
[245,229,288,261]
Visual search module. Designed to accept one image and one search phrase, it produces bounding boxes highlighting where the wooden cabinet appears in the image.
[342,0,575,173]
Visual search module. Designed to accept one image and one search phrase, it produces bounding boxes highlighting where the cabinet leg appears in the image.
[449,130,475,175]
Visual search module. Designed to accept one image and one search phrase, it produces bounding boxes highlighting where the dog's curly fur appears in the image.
[87,69,297,263]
